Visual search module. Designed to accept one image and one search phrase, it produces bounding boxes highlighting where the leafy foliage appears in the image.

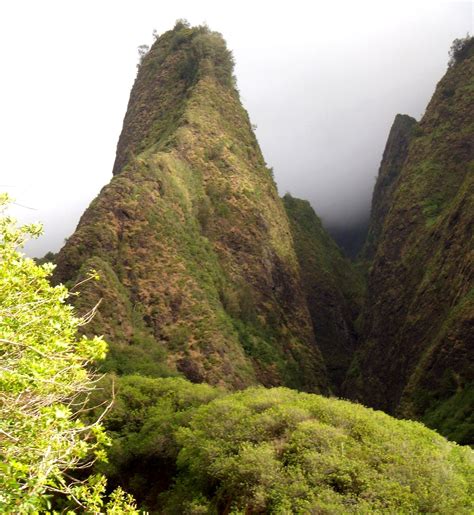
[98,376,474,513]
[448,34,474,66]
[0,195,137,513]
[89,375,222,510]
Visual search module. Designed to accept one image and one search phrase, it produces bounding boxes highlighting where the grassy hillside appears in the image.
[54,22,327,392]
[284,194,365,392]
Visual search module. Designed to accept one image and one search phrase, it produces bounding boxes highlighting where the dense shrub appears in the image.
[92,376,223,509]
[100,376,474,513]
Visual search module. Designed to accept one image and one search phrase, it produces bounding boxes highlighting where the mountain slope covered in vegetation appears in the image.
[54,22,328,392]
[284,194,365,392]
[4,24,474,512]
[345,38,474,444]
[361,113,418,261]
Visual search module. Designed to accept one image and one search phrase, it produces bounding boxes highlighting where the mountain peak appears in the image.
[112,23,236,176]
[54,24,328,392]
[361,113,417,260]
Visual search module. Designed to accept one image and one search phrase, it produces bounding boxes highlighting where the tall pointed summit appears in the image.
[54,22,328,391]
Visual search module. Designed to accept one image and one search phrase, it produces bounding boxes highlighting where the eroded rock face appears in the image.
[54,23,328,392]
[344,43,474,443]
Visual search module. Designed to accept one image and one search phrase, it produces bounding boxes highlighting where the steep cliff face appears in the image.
[362,114,417,260]
[54,23,328,392]
[283,195,364,391]
[345,42,474,443]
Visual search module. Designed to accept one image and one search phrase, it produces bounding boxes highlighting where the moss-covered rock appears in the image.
[361,113,418,261]
[345,38,474,444]
[54,23,327,392]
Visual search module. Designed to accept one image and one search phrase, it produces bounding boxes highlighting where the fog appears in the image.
[0,1,471,256]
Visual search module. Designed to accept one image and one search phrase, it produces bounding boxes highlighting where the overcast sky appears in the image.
[0,0,472,256]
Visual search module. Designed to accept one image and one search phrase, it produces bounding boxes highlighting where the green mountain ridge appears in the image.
[54,22,328,392]
[344,39,474,444]
[0,21,474,515]
[361,113,418,261]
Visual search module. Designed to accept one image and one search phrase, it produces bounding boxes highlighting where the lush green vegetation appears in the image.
[4,195,471,513]
[2,27,474,512]
[421,382,474,446]
[0,196,137,512]
[95,375,474,513]
[448,34,474,67]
